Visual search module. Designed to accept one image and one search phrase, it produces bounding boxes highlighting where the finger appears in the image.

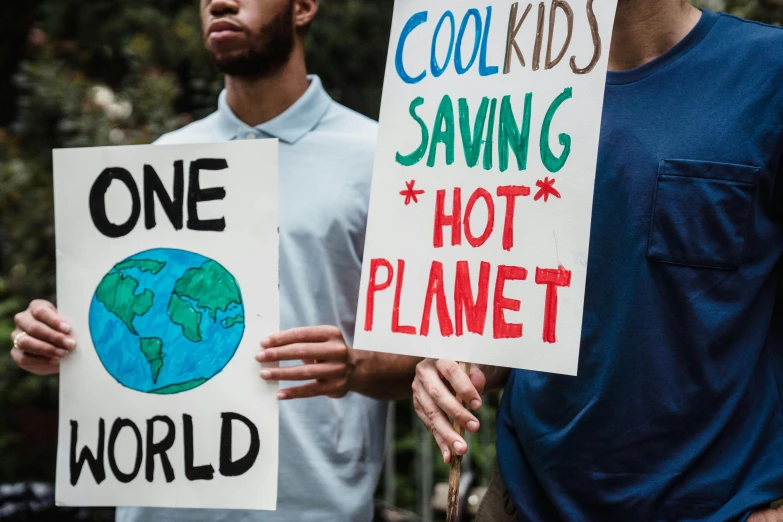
[12,329,70,359]
[10,347,61,376]
[421,363,480,431]
[747,507,783,522]
[14,313,75,352]
[418,386,468,456]
[256,342,345,363]
[469,365,487,397]
[415,361,480,430]
[261,325,341,348]
[277,380,343,400]
[17,314,76,351]
[29,300,71,333]
[260,362,344,382]
[414,396,450,463]
[437,359,482,410]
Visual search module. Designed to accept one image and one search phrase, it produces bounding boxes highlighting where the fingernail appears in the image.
[260,370,271,379]
[470,399,482,410]
[276,391,287,400]
[64,338,76,350]
[255,351,266,362]
[59,322,71,334]
[261,337,271,347]
[466,420,480,432]
[443,449,450,462]
[453,441,466,454]
[56,349,69,358]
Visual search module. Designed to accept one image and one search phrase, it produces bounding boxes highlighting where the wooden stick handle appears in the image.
[446,362,470,522]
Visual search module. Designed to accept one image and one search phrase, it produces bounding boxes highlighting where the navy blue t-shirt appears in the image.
[497,10,783,522]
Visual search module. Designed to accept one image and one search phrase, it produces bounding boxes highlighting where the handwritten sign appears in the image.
[355,0,617,375]
[53,141,279,509]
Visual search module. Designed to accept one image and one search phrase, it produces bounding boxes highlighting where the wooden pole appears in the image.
[446,362,470,522]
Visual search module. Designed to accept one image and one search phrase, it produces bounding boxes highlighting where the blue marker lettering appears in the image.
[479,7,500,77]
[396,11,428,85]
[455,9,482,75]
[431,11,455,78]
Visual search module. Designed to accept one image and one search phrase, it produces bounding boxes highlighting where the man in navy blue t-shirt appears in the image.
[412,1,783,521]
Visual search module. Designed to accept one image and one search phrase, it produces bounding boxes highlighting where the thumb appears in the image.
[469,365,487,395]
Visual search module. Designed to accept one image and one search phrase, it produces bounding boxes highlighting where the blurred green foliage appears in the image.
[0,0,780,516]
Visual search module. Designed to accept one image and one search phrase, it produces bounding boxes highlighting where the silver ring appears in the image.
[13,331,27,349]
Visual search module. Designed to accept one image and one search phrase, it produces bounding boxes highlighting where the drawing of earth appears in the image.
[89,248,245,394]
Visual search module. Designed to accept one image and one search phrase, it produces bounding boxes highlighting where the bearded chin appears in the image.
[209,6,295,79]
[212,42,293,78]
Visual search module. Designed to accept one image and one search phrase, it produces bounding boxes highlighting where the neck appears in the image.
[609,0,702,71]
[224,45,309,128]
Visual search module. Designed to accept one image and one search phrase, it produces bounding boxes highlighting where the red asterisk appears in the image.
[399,180,425,205]
[534,177,561,203]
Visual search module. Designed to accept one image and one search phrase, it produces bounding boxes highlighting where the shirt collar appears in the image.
[214,75,332,144]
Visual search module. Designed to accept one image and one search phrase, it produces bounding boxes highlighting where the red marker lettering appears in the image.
[434,188,462,248]
[535,265,572,343]
[420,261,455,337]
[496,185,531,251]
[364,258,393,331]
[464,189,495,248]
[493,265,528,339]
[392,259,416,335]
[454,261,491,336]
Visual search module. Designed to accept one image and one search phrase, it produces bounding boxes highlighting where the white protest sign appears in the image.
[54,140,279,509]
[355,0,617,375]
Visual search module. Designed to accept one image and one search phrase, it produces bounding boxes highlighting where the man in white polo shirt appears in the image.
[9,0,419,520]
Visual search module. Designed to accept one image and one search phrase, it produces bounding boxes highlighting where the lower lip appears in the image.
[209,30,241,43]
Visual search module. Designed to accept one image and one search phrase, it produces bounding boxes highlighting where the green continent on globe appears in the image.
[222,314,245,328]
[95,272,154,335]
[140,337,164,384]
[167,294,203,342]
[173,260,242,320]
[113,259,167,274]
[151,378,208,395]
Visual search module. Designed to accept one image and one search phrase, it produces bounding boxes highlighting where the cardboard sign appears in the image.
[53,141,279,509]
[355,0,618,375]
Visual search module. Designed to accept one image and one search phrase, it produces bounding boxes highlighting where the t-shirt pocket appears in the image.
[647,159,759,270]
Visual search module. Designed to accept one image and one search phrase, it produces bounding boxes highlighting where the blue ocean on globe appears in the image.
[89,248,245,394]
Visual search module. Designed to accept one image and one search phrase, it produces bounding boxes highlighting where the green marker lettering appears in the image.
[458,97,490,169]
[427,95,456,168]
[540,87,573,173]
[396,97,429,167]
[482,98,498,171]
[498,93,532,172]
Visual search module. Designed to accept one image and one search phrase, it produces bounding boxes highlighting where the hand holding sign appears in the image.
[412,359,487,462]
[257,326,356,400]
[11,300,74,374]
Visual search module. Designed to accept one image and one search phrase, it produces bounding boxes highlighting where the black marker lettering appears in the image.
[144,161,184,230]
[89,168,141,238]
[184,414,215,481]
[146,416,176,483]
[219,412,260,477]
[108,418,143,483]
[70,419,106,486]
[187,159,227,232]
